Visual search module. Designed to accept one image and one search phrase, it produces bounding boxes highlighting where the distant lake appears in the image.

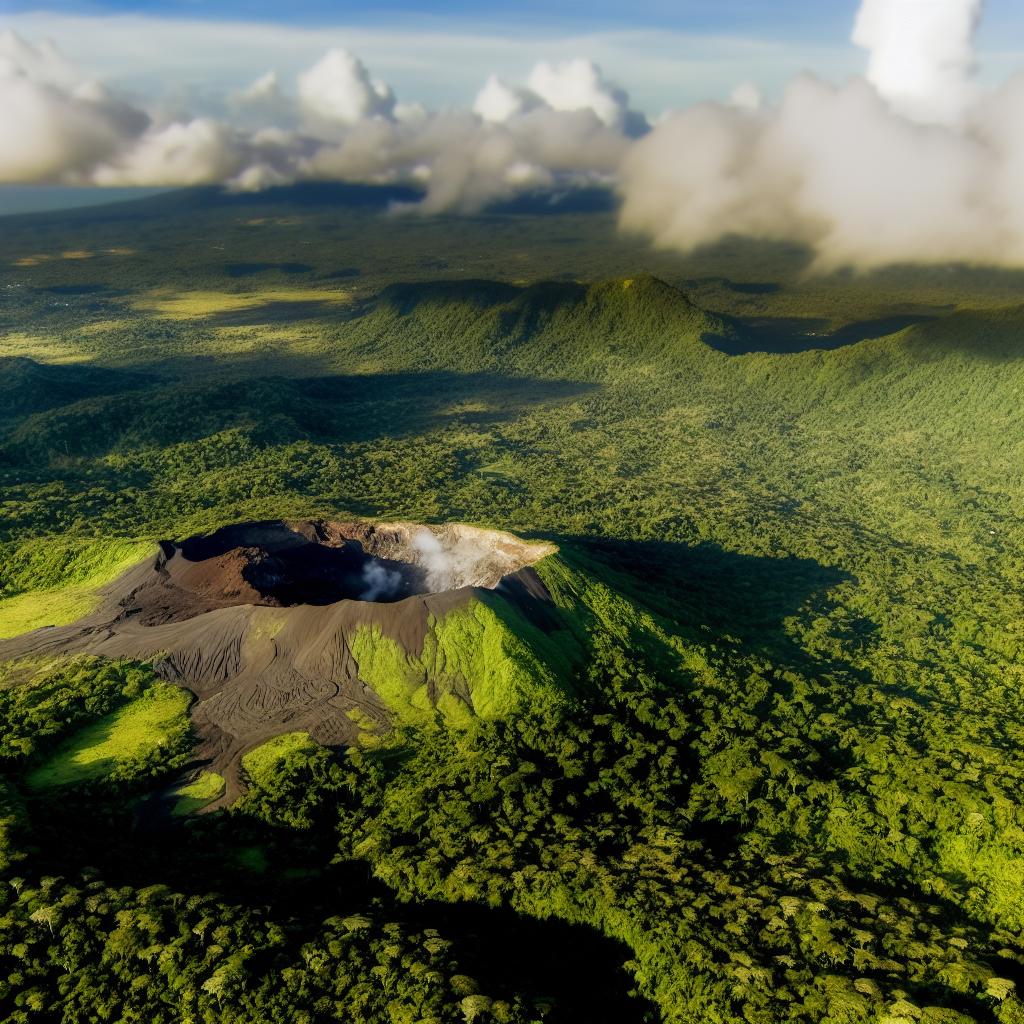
[0,186,172,217]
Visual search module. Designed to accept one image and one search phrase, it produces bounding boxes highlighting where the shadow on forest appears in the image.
[552,535,876,788]
[200,298,360,327]
[0,355,151,419]
[896,305,1024,361]
[684,275,782,295]
[24,796,656,1024]
[0,364,597,461]
[378,278,524,314]
[255,370,596,444]
[558,534,854,674]
[707,313,945,355]
[42,283,119,296]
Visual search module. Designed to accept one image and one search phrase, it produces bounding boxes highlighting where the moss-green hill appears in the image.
[350,581,585,731]
[0,275,729,466]
[362,274,735,376]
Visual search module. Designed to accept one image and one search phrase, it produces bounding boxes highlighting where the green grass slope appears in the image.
[0,538,156,638]
[169,771,225,817]
[26,683,191,790]
[351,584,583,727]
[241,731,320,788]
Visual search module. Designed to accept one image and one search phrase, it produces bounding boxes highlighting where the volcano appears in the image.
[124,520,553,623]
[0,521,569,804]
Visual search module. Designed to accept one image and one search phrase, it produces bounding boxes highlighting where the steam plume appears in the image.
[359,560,402,601]
[411,529,506,592]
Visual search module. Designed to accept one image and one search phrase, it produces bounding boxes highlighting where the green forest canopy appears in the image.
[0,189,1023,1023]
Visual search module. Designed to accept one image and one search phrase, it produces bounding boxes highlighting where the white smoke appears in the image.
[412,529,501,592]
[359,560,403,601]
[412,530,458,592]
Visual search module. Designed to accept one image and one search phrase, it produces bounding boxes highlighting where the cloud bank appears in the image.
[0,28,634,214]
[620,0,1024,269]
[3,0,1024,270]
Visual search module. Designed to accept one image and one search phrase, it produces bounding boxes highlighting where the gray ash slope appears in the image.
[0,520,565,804]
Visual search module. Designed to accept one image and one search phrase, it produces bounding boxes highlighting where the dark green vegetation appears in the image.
[1,185,1024,1023]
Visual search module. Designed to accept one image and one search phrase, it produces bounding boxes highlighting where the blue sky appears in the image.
[3,0,859,37]
[3,1,1022,116]
[3,0,1019,43]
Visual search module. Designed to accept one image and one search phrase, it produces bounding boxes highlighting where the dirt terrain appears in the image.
[1,521,556,804]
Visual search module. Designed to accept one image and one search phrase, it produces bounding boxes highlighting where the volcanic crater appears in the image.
[130,520,550,625]
[1,521,558,806]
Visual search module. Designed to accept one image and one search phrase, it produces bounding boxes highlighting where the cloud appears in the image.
[1,13,863,117]
[0,28,78,89]
[853,0,984,125]
[618,0,1024,270]
[473,74,535,123]
[0,29,632,214]
[526,58,637,129]
[91,118,246,187]
[729,82,762,112]
[285,53,632,213]
[618,76,1001,270]
[6,2,1024,271]
[302,106,626,213]
[0,30,146,183]
[0,29,630,211]
[473,59,647,135]
[298,48,395,127]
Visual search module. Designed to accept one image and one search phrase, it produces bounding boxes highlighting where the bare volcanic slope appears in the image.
[0,521,569,803]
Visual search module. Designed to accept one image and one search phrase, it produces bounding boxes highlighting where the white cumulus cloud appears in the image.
[618,0,1024,270]
[298,48,395,127]
[473,73,535,123]
[853,0,984,125]
[0,30,147,183]
[92,118,245,187]
[526,58,632,128]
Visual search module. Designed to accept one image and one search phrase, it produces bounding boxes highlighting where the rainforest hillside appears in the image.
[1,187,1024,1024]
